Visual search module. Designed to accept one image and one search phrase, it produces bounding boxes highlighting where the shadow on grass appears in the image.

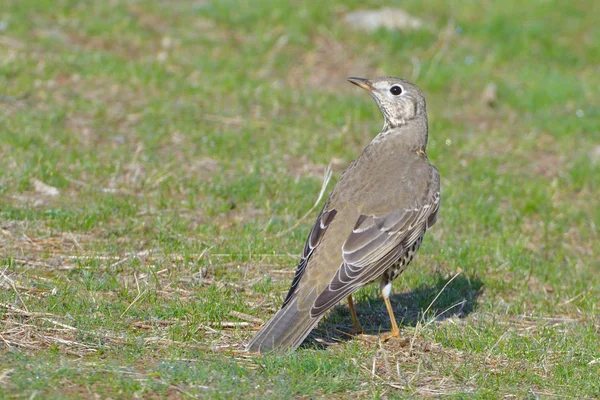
[300,273,484,349]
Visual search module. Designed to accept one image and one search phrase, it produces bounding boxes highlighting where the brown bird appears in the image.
[247,77,440,352]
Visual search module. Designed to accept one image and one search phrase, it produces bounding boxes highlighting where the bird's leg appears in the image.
[381,286,400,341]
[347,295,363,335]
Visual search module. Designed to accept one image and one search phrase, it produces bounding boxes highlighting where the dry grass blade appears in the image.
[120,288,149,318]
[421,270,462,322]
[229,311,264,325]
[1,303,53,318]
[1,266,29,312]
[276,163,332,237]
[206,321,250,328]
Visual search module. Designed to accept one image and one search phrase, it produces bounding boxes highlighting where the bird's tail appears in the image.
[246,298,322,353]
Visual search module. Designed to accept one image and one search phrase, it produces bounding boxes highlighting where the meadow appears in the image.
[1,0,599,398]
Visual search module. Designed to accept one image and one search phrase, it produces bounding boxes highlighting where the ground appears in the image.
[1,0,599,398]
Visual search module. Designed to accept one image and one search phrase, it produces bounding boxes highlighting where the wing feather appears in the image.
[281,208,337,307]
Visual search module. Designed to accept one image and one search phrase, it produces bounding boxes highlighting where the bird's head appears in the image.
[347,76,426,130]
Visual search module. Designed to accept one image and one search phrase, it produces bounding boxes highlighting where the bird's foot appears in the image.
[349,325,364,335]
[380,328,401,342]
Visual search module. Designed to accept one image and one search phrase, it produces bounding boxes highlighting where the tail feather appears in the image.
[246,298,322,353]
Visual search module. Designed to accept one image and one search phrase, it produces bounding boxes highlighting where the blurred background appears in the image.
[1,0,599,398]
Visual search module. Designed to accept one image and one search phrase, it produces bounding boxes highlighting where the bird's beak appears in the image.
[347,77,373,92]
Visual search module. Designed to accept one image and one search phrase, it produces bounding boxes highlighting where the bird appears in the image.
[247,77,440,353]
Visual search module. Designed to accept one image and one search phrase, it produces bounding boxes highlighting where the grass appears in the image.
[1,0,599,398]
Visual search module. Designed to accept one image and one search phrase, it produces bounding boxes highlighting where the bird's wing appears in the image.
[281,207,337,307]
[310,165,440,317]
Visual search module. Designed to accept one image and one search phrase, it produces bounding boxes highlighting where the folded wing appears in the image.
[310,166,440,317]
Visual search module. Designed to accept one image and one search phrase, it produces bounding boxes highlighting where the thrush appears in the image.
[247,77,440,353]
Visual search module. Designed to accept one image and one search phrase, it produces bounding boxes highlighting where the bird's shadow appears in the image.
[300,273,483,350]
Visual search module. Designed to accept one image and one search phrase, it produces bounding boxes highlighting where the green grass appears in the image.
[1,0,599,398]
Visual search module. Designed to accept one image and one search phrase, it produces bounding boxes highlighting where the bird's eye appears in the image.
[390,85,403,96]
